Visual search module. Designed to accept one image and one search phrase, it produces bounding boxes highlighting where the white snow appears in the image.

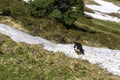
[23,0,29,2]
[85,0,120,22]
[85,11,120,22]
[0,24,120,76]
[86,0,120,13]
[23,0,34,2]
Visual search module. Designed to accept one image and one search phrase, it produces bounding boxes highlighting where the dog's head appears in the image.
[74,41,79,44]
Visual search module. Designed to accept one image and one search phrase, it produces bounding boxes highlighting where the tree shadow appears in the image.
[64,24,97,34]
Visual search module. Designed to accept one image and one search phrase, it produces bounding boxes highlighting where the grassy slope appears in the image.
[75,18,120,49]
[0,13,120,80]
[0,33,120,80]
[1,16,120,49]
[83,0,120,49]
[0,0,120,79]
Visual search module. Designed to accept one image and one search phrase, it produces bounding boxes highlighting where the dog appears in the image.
[74,42,84,55]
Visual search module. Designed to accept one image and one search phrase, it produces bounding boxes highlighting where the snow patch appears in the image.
[86,0,120,13]
[85,11,120,22]
[0,24,120,76]
[23,0,29,2]
[85,0,120,22]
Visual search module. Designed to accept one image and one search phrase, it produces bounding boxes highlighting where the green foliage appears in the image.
[28,0,84,25]
[0,0,29,18]
[0,0,84,25]
[48,9,62,19]
[28,0,54,17]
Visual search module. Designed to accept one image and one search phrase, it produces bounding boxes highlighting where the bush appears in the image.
[28,0,84,25]
[28,0,54,17]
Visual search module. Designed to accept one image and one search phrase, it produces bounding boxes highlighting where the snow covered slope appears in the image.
[0,24,120,76]
[86,0,120,13]
[85,0,120,22]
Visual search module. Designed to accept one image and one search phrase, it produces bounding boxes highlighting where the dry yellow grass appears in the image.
[0,16,29,33]
[84,0,100,5]
[105,0,120,7]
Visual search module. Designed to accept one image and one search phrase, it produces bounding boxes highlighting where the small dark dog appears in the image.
[74,42,84,55]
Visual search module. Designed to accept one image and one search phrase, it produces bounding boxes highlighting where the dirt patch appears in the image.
[107,12,120,18]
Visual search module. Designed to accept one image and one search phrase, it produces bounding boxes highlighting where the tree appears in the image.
[28,0,84,25]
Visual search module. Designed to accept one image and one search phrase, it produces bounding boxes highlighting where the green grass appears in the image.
[96,20,120,30]
[0,33,120,80]
[74,18,120,49]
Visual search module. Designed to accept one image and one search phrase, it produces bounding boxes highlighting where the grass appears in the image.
[0,15,120,49]
[107,13,120,18]
[84,0,100,5]
[0,0,120,79]
[75,18,120,49]
[0,33,120,80]
[0,16,29,33]
[84,7,94,13]
[19,16,120,49]
[97,20,120,31]
[105,0,120,7]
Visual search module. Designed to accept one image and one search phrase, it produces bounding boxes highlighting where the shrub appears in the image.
[28,0,84,25]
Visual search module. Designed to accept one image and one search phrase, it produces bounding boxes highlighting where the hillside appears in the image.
[0,0,120,79]
[0,33,120,80]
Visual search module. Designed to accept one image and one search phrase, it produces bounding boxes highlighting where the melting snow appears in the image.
[85,0,120,22]
[85,11,120,22]
[23,0,29,2]
[86,0,120,13]
[0,24,120,76]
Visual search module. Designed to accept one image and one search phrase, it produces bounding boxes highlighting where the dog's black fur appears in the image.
[74,42,84,55]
